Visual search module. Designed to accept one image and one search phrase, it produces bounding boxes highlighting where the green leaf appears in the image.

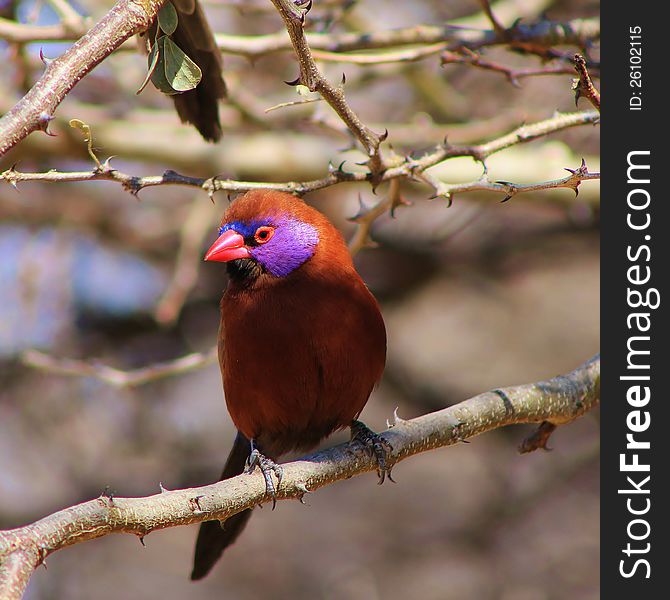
[162,37,202,92]
[136,41,161,95]
[158,1,178,36]
[151,36,180,95]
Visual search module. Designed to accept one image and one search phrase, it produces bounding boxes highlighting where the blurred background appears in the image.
[1,0,599,598]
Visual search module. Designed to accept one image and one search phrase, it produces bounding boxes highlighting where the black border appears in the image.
[601,7,666,596]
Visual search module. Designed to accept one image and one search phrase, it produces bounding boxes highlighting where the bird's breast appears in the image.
[219,271,386,454]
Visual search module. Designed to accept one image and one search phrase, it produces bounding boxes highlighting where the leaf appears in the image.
[136,42,161,95]
[158,1,178,36]
[162,37,202,92]
[151,37,180,95]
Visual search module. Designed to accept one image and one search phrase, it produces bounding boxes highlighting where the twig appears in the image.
[0,16,87,42]
[573,54,600,112]
[45,0,88,33]
[0,0,165,157]
[0,354,600,600]
[264,96,323,113]
[310,42,447,65]
[441,49,595,87]
[20,347,218,389]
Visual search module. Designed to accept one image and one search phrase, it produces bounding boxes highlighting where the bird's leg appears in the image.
[349,420,395,484]
[246,440,284,509]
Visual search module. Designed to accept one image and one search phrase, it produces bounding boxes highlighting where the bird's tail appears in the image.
[191,431,253,580]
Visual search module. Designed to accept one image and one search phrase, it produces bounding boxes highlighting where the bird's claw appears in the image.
[350,420,395,484]
[246,449,284,508]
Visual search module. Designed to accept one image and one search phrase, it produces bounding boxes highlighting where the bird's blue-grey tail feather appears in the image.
[191,431,252,580]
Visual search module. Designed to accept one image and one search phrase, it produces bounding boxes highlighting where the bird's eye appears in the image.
[254,226,274,244]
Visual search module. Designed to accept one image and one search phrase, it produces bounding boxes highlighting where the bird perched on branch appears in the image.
[191,190,389,580]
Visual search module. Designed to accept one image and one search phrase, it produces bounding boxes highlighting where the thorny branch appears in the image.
[1,110,600,198]
[0,355,600,600]
[268,0,386,184]
[418,158,598,206]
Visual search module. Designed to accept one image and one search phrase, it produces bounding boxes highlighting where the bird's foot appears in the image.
[350,420,395,484]
[246,449,283,509]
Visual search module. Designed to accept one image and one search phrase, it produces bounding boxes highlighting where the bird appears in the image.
[191,189,388,580]
[145,0,226,142]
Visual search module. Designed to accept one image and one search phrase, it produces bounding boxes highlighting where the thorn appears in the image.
[101,156,116,171]
[510,17,523,30]
[98,486,115,507]
[348,193,369,223]
[445,193,453,207]
[38,112,56,136]
[189,495,204,514]
[159,482,169,493]
[296,0,312,24]
[390,193,411,218]
[341,72,346,85]
[501,194,513,203]
[39,47,53,66]
[386,406,402,428]
[138,536,146,547]
[379,128,389,142]
[284,76,301,86]
[295,482,311,504]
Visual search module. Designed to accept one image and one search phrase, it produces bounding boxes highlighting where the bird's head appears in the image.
[205,191,347,284]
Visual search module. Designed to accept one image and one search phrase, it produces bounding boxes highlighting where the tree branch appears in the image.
[0,15,600,55]
[0,354,599,600]
[20,347,218,388]
[1,110,600,199]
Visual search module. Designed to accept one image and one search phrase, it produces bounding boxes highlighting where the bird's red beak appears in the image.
[204,230,250,262]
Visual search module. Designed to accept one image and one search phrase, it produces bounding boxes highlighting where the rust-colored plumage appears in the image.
[191,190,386,579]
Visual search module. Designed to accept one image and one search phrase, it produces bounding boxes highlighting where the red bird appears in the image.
[191,190,388,580]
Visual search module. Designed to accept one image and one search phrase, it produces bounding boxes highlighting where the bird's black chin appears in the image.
[227,258,264,285]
